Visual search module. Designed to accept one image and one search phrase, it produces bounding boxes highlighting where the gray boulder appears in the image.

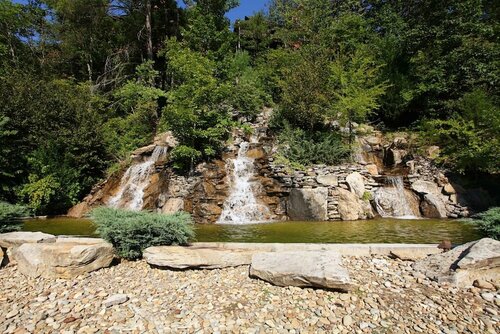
[249,251,353,291]
[287,188,328,220]
[143,246,253,269]
[346,172,365,198]
[414,238,500,287]
[14,237,114,279]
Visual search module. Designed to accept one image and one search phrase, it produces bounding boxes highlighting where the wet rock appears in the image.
[249,251,353,291]
[143,246,253,269]
[0,231,56,250]
[14,238,114,278]
[287,188,328,220]
[414,238,500,287]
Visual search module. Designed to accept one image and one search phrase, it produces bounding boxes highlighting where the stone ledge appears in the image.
[191,242,441,257]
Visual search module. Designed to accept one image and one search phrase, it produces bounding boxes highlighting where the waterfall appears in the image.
[374,176,420,219]
[217,139,271,224]
[107,146,168,211]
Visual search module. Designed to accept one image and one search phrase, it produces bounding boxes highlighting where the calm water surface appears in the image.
[22,217,482,244]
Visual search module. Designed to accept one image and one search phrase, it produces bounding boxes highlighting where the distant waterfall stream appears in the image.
[374,176,420,219]
[217,139,271,224]
[107,146,168,210]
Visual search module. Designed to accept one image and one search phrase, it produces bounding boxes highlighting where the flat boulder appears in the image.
[249,251,353,291]
[143,246,253,269]
[13,237,114,279]
[414,238,500,287]
[0,231,56,249]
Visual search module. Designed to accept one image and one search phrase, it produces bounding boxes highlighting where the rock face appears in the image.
[143,246,253,269]
[0,231,56,249]
[414,238,500,287]
[287,188,328,220]
[249,251,353,291]
[13,238,114,279]
[161,198,184,214]
[337,188,373,220]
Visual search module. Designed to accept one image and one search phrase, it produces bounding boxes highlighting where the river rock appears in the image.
[414,238,500,287]
[249,251,353,291]
[0,231,56,249]
[13,238,114,279]
[104,294,129,308]
[143,246,253,269]
[287,188,328,220]
[346,172,365,198]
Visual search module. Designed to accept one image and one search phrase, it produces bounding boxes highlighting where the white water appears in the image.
[107,146,168,210]
[217,139,271,224]
[374,176,420,219]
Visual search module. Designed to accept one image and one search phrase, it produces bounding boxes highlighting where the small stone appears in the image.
[6,309,19,318]
[485,307,498,316]
[103,294,129,308]
[343,315,353,326]
[447,314,457,321]
[360,322,370,329]
[481,293,495,302]
[473,279,495,290]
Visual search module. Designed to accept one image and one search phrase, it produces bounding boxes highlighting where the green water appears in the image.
[22,217,482,244]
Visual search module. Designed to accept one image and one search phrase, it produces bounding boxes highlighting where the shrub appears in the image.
[465,207,500,240]
[276,123,351,166]
[0,201,30,233]
[91,207,195,260]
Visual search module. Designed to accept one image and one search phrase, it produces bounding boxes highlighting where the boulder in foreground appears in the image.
[0,231,56,249]
[14,237,114,279]
[249,251,353,291]
[143,246,253,269]
[414,238,500,287]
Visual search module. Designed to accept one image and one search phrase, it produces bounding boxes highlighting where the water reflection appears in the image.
[22,217,482,244]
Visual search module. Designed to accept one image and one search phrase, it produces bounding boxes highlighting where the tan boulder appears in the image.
[0,231,56,249]
[316,174,338,186]
[337,188,373,220]
[346,172,365,198]
[143,246,253,269]
[13,238,114,279]
[365,164,379,176]
[67,201,91,218]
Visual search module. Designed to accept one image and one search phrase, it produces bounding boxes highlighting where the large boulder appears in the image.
[249,251,353,291]
[143,246,253,269]
[337,188,374,220]
[287,188,328,220]
[414,238,500,287]
[0,231,56,249]
[346,172,365,198]
[411,180,448,218]
[13,237,114,279]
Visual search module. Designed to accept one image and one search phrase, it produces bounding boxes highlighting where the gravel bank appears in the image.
[0,256,498,334]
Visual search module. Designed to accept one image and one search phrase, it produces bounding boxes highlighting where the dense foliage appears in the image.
[0,201,30,233]
[0,0,498,214]
[466,207,500,240]
[91,207,194,260]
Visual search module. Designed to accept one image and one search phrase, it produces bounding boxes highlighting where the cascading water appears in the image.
[107,146,168,210]
[217,138,271,224]
[374,176,420,219]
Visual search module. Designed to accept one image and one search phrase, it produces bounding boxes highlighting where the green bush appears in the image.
[465,207,500,240]
[276,123,351,167]
[0,201,30,233]
[91,207,195,260]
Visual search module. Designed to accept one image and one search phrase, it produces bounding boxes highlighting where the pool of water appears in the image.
[21,217,482,244]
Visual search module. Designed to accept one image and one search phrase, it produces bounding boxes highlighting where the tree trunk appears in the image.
[145,0,153,60]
